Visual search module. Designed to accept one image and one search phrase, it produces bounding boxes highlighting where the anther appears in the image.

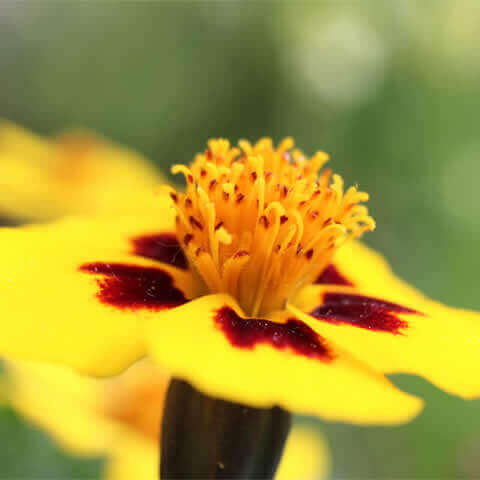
[184,234,193,246]
[280,215,289,225]
[189,216,203,230]
[215,221,224,231]
[259,215,269,228]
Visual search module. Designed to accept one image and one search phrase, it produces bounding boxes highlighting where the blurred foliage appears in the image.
[0,407,103,478]
[1,1,480,478]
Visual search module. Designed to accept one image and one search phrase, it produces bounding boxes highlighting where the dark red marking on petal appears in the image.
[80,263,187,310]
[131,233,188,270]
[309,293,419,334]
[215,307,333,361]
[315,264,354,286]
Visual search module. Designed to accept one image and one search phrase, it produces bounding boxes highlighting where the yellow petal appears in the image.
[311,240,425,303]
[291,240,480,399]
[101,358,168,480]
[104,433,158,480]
[0,201,196,375]
[0,121,163,221]
[276,425,330,480]
[3,359,115,455]
[146,294,422,425]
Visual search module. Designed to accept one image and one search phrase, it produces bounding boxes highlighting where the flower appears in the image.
[0,121,162,222]
[1,358,329,480]
[2,135,480,426]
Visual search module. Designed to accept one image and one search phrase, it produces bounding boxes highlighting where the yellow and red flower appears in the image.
[1,136,480,441]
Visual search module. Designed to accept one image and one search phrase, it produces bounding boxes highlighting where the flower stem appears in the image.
[160,378,291,479]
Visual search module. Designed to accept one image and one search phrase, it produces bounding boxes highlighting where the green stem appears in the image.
[160,378,291,479]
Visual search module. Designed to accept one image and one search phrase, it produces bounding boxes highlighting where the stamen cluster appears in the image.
[166,138,375,316]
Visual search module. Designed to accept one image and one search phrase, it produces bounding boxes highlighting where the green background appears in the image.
[1,1,480,478]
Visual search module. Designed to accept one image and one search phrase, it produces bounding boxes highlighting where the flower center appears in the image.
[167,137,375,316]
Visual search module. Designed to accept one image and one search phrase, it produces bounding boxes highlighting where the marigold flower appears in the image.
[1,358,329,480]
[1,136,480,477]
[0,122,162,222]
